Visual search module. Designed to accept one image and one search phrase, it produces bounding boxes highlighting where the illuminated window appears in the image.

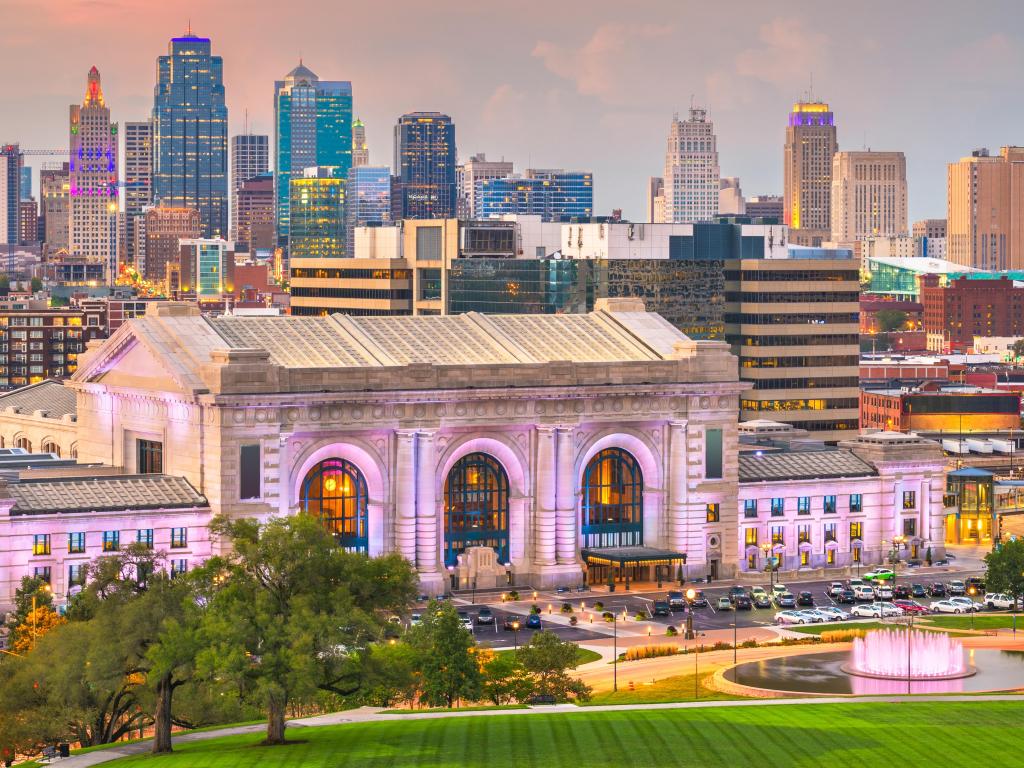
[827,548,836,565]
[744,528,758,546]
[444,453,509,567]
[706,503,720,523]
[581,448,643,548]
[902,491,916,510]
[771,526,784,545]
[102,531,119,552]
[68,532,85,554]
[301,458,369,553]
[33,534,50,556]
[849,522,863,541]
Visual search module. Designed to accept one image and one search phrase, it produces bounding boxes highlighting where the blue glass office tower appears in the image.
[151,31,228,239]
[346,165,391,257]
[473,170,593,221]
[394,112,456,219]
[274,63,353,248]
[526,169,593,220]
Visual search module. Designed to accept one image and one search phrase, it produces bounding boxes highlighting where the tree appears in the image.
[9,606,65,656]
[1013,339,1024,360]
[985,539,1024,605]
[406,601,481,708]
[481,652,534,705]
[0,274,9,297]
[3,576,58,653]
[876,309,908,334]
[517,631,592,702]
[361,641,419,708]
[30,276,42,293]
[198,515,417,744]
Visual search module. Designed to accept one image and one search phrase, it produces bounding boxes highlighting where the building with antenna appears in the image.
[784,101,838,246]
[230,133,269,243]
[663,106,720,224]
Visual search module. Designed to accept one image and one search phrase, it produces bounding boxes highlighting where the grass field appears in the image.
[493,647,602,666]
[103,701,1024,767]
[923,614,1021,630]
[788,621,972,637]
[583,672,737,705]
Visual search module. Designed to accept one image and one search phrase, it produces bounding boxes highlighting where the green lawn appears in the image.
[788,621,972,638]
[383,705,526,715]
[105,702,1024,767]
[583,672,739,705]
[493,646,602,666]
[923,614,1022,631]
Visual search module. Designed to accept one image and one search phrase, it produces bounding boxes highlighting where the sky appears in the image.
[1,0,1021,222]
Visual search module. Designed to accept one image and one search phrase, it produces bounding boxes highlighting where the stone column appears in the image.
[555,426,576,565]
[416,430,438,574]
[394,430,417,564]
[667,420,688,554]
[534,426,557,568]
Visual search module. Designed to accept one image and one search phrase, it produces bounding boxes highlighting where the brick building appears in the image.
[861,385,1021,433]
[0,308,106,389]
[921,275,1024,352]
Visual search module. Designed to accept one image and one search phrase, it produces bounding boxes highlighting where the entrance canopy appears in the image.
[581,546,687,568]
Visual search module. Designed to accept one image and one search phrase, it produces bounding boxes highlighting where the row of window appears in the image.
[749,377,860,391]
[32,527,188,555]
[32,559,189,588]
[743,492,916,517]
[743,517,918,546]
[740,355,859,369]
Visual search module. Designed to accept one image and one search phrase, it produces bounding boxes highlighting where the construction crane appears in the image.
[1,146,69,156]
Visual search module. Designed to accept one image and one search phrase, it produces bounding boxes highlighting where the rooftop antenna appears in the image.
[186,18,191,35]
[244,108,249,135]
[809,71,814,102]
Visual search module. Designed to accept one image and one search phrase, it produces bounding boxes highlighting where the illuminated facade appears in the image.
[394,112,456,219]
[474,170,594,221]
[274,63,353,248]
[830,151,908,246]
[234,173,275,253]
[288,167,346,260]
[345,166,392,257]
[663,107,720,224]
[947,147,1024,271]
[457,154,513,219]
[860,385,1022,433]
[784,102,838,246]
[152,31,229,239]
[230,134,269,241]
[124,121,153,265]
[352,118,369,167]
[69,67,118,281]
[142,207,202,285]
[178,239,234,297]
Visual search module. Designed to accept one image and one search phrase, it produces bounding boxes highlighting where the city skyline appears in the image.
[2,2,1023,223]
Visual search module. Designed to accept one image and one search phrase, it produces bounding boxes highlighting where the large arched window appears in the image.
[444,452,509,567]
[301,458,368,553]
[581,448,643,548]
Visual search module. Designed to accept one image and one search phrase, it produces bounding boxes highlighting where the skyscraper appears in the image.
[274,63,353,248]
[352,118,369,167]
[346,165,392,257]
[457,153,513,219]
[142,206,202,284]
[947,147,1024,271]
[124,120,153,265]
[230,133,269,240]
[646,177,665,223]
[394,112,456,219]
[40,163,70,253]
[289,166,346,259]
[719,177,745,215]
[152,30,228,239]
[524,169,593,220]
[69,67,118,280]
[830,151,908,246]
[1,144,22,245]
[663,107,720,224]
[19,167,32,201]
[235,173,275,253]
[784,101,838,246]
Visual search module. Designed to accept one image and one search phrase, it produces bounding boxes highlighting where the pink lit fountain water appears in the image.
[843,629,974,681]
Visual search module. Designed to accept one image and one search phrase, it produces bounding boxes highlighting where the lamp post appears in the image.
[685,588,696,639]
[612,614,618,692]
[760,542,772,588]
[511,620,520,651]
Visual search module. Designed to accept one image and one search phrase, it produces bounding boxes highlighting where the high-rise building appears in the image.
[394,112,456,219]
[646,177,665,223]
[784,102,837,245]
[40,163,70,253]
[346,165,392,257]
[1,144,23,244]
[142,206,202,284]
[352,118,369,168]
[457,153,513,219]
[152,31,228,239]
[663,107,720,224]
[230,133,269,240]
[472,170,594,221]
[289,166,346,259]
[947,147,1024,271]
[123,121,153,265]
[830,151,908,246]
[18,200,38,244]
[913,219,946,239]
[234,173,275,253]
[69,67,119,280]
[523,169,593,220]
[19,167,31,201]
[177,238,234,297]
[274,63,353,248]
[719,177,745,215]
[745,195,784,222]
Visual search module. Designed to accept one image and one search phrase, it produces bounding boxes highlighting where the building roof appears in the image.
[739,449,877,483]
[0,379,76,418]
[866,256,978,274]
[7,474,207,515]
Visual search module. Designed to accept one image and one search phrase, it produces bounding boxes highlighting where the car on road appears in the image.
[775,610,812,625]
[893,599,929,615]
[688,590,709,608]
[948,580,967,596]
[652,600,671,617]
[863,568,895,582]
[949,597,982,612]
[928,583,947,597]
[835,589,857,604]
[716,596,733,611]
[734,594,753,610]
[934,558,950,566]
[984,593,1019,610]
[796,591,815,607]
[751,592,772,609]
[931,600,966,614]
[813,606,851,622]
[852,584,875,601]
[458,611,474,631]
[525,613,542,629]
[893,584,911,599]
[911,584,928,598]
[776,592,797,608]
[503,616,522,631]
[851,602,903,618]
[667,591,687,611]
[476,607,495,625]
[875,584,893,600]
[772,583,789,597]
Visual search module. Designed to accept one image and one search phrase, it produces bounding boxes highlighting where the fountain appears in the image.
[843,629,974,680]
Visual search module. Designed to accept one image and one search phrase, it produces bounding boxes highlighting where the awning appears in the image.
[581,546,687,567]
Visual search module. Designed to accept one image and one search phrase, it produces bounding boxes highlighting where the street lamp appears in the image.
[612,613,618,692]
[511,620,520,651]
[684,589,696,639]
[760,542,773,587]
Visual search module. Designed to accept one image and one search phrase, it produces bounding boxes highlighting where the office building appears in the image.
[719,177,745,215]
[457,153,513,219]
[725,245,861,441]
[920,274,1024,352]
[523,169,593,220]
[19,168,31,201]
[289,166,346,260]
[18,200,38,245]
[142,206,202,284]
[830,151,908,246]
[746,195,784,222]
[913,219,946,239]
[352,118,369,167]
[647,177,665,223]
[234,173,275,253]
[0,307,104,389]
[40,164,70,253]
[474,176,547,219]
[394,112,456,219]
[230,133,269,241]
[861,385,1021,433]
[69,67,118,280]
[274,63,353,247]
[1,144,23,244]
[345,165,392,257]
[152,30,229,239]
[663,107,720,223]
[947,147,1024,270]
[177,238,234,297]
[784,102,838,246]
[123,121,153,265]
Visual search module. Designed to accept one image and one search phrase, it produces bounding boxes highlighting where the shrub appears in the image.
[634,612,647,621]
[820,629,869,643]
[711,641,732,652]
[568,616,578,626]
[666,626,678,637]
[560,603,573,614]
[602,611,614,622]
[624,644,680,661]
[740,639,758,649]
[505,590,520,602]
[593,601,605,611]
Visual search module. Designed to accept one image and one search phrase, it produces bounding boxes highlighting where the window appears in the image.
[850,494,863,513]
[824,523,837,542]
[705,428,723,479]
[102,530,119,552]
[137,439,163,474]
[743,499,757,518]
[170,527,187,549]
[302,458,370,552]
[33,534,51,556]
[902,491,916,510]
[771,526,784,545]
[239,444,261,500]
[137,529,154,549]
[747,553,757,570]
[170,559,188,578]
[706,503,720,523]
[415,225,442,260]
[581,448,643,549]
[849,522,863,541]
[68,564,85,587]
[903,518,917,537]
[68,532,85,554]
[826,548,836,565]
[798,525,811,543]
[33,565,51,583]
[797,497,810,515]
[771,498,784,517]
[824,495,836,515]
[800,550,810,566]
[744,528,758,546]
[852,546,861,563]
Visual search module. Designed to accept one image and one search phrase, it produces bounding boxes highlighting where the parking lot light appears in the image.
[547,604,552,614]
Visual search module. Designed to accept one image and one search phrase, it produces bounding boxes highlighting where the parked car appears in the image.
[828,582,846,598]
[667,591,687,611]
[775,609,811,625]
[525,613,542,629]
[772,583,789,597]
[750,585,769,601]
[776,592,797,608]
[728,586,748,603]
[948,580,967,596]
[814,606,851,622]
[911,584,928,598]
[875,584,893,600]
[847,578,865,590]
[927,583,947,597]
[476,607,495,625]
[852,584,876,601]
[458,611,474,631]
[751,593,773,609]
[796,591,815,607]
[796,610,825,623]
[410,612,423,627]
[835,589,857,604]
[934,558,950,566]
[652,600,671,617]
[949,597,982,612]
[688,590,708,608]
[966,577,986,594]
[716,596,733,611]
[851,602,902,619]
[892,599,929,615]
[984,593,1019,610]
[931,600,966,614]
[863,568,895,582]
[734,594,753,610]
[503,616,523,631]
[893,584,911,599]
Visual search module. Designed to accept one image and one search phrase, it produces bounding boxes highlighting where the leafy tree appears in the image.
[30,276,42,293]
[876,309,908,333]
[9,606,65,656]
[3,576,57,653]
[481,652,534,705]
[1013,338,1024,360]
[0,274,9,296]
[198,515,417,744]
[985,539,1024,605]
[406,601,481,708]
[361,641,419,708]
[517,631,592,702]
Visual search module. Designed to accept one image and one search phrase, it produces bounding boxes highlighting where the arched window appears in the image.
[301,458,368,553]
[41,442,60,457]
[444,453,509,567]
[581,448,643,548]
[14,437,32,452]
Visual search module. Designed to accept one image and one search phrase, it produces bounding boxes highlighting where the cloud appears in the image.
[947,33,1022,83]
[532,23,672,105]
[732,17,829,91]
[481,84,528,128]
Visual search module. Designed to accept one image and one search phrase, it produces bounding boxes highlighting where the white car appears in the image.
[948,597,982,612]
[410,612,423,627]
[750,585,769,600]
[775,609,812,625]
[814,606,851,622]
[932,600,967,614]
[852,584,876,601]
[772,583,788,597]
[984,593,1019,610]
[827,582,846,597]
[796,610,825,623]
[851,602,903,619]
[875,585,893,600]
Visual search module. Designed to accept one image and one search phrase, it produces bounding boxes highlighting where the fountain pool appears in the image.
[843,629,974,680]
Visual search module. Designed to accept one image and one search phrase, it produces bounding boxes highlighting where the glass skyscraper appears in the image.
[394,112,456,219]
[289,167,346,259]
[473,170,594,221]
[274,63,353,248]
[525,169,593,220]
[151,31,228,239]
[345,165,391,257]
